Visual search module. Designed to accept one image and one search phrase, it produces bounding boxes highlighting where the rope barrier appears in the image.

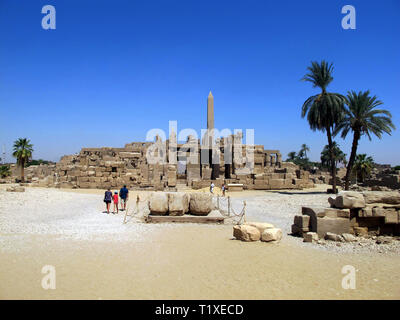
[123,193,247,226]
[123,194,148,224]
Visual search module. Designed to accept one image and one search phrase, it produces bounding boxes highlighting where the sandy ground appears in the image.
[0,185,399,299]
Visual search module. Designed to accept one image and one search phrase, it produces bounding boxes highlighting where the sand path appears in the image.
[0,186,399,299]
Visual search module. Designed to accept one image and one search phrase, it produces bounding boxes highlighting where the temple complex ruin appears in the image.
[49,92,314,190]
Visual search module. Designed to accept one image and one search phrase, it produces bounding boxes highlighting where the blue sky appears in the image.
[1,0,399,164]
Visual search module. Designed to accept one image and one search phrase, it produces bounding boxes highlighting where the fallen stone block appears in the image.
[233,225,261,242]
[353,227,368,237]
[303,232,318,243]
[360,207,373,217]
[323,208,350,218]
[362,191,400,205]
[342,233,357,242]
[291,224,309,236]
[149,192,169,215]
[189,193,213,216]
[328,197,336,207]
[334,191,365,209]
[384,209,399,224]
[301,206,326,232]
[325,232,340,241]
[372,207,385,217]
[315,217,350,238]
[168,192,190,216]
[294,215,310,228]
[261,228,283,242]
[245,222,274,234]
[6,186,25,192]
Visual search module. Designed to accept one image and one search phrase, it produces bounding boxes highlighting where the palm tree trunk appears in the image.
[326,127,337,193]
[20,163,25,183]
[344,130,360,190]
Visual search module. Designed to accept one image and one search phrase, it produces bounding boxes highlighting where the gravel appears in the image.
[1,187,399,255]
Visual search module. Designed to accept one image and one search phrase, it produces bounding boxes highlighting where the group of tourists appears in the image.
[210,182,226,196]
[103,185,129,214]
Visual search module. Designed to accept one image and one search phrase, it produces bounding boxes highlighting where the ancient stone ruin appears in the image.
[45,92,315,191]
[292,191,400,242]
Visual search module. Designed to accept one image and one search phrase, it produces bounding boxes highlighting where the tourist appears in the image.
[104,188,112,214]
[222,183,226,197]
[119,185,129,211]
[210,182,215,194]
[113,191,119,214]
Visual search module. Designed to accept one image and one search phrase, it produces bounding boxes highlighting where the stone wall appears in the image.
[47,134,314,190]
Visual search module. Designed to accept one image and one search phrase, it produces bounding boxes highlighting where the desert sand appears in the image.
[0,185,399,299]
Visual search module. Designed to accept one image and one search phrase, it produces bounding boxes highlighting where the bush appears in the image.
[0,165,11,178]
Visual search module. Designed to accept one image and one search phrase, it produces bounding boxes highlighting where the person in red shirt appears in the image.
[113,191,119,214]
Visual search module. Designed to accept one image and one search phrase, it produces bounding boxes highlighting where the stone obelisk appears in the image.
[207,91,214,131]
[206,91,219,179]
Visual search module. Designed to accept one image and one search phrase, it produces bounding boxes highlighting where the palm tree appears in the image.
[287,151,297,162]
[334,90,395,190]
[301,61,346,193]
[352,154,374,183]
[12,138,34,182]
[320,142,346,171]
[298,144,310,159]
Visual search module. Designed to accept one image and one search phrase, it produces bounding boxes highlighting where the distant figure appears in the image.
[113,191,119,214]
[119,185,129,211]
[222,183,226,197]
[104,188,112,214]
[210,182,215,194]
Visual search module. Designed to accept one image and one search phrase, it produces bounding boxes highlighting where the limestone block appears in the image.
[149,192,169,215]
[362,191,400,205]
[353,227,368,236]
[303,232,318,243]
[383,209,399,224]
[245,222,274,234]
[261,228,282,242]
[301,206,326,232]
[342,233,357,242]
[325,232,340,241]
[233,225,261,242]
[323,208,350,218]
[168,192,190,216]
[269,179,284,189]
[291,224,309,235]
[315,217,350,238]
[189,193,213,216]
[360,207,373,217]
[372,207,385,217]
[294,215,310,228]
[6,186,25,192]
[334,191,365,209]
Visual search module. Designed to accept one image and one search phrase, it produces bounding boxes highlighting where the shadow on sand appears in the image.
[268,190,328,196]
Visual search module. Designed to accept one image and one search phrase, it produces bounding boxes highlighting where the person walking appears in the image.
[210,182,215,194]
[222,183,226,197]
[119,185,129,211]
[104,188,112,214]
[113,191,119,214]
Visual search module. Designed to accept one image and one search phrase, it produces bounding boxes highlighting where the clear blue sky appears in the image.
[1,0,399,164]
